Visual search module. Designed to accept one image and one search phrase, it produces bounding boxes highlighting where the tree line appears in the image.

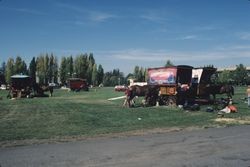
[216,64,250,85]
[0,53,150,87]
[0,53,105,86]
[0,57,249,86]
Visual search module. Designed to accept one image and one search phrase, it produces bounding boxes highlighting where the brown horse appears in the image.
[206,84,234,100]
[124,85,159,107]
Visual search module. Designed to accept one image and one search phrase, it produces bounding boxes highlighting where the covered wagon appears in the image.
[9,74,32,98]
[147,65,193,106]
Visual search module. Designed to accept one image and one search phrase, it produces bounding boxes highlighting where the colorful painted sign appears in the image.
[148,67,177,85]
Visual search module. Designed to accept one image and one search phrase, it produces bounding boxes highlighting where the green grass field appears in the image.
[0,86,249,142]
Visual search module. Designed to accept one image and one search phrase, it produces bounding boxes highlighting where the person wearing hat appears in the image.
[247,86,250,107]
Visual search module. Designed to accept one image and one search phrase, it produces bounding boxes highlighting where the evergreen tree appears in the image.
[233,64,248,85]
[60,57,67,85]
[53,56,58,83]
[5,58,15,84]
[44,53,49,84]
[36,55,45,84]
[133,66,140,81]
[91,64,98,86]
[217,70,232,84]
[14,56,27,74]
[48,54,54,83]
[97,64,104,85]
[66,56,74,77]
[103,71,112,86]
[87,62,93,84]
[164,60,174,67]
[74,54,88,79]
[1,62,6,74]
[29,57,36,84]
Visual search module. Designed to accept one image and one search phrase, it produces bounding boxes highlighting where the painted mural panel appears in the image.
[148,67,177,85]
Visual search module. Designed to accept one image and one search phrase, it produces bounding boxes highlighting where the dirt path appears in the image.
[1,125,250,167]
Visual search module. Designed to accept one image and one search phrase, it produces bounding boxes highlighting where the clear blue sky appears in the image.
[0,0,250,74]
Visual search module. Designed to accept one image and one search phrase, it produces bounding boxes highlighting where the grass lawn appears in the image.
[0,86,249,143]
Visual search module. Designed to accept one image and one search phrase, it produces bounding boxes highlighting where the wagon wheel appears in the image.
[166,96,177,107]
[159,96,168,105]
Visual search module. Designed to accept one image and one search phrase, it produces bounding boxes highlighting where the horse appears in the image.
[33,83,53,97]
[124,85,160,107]
[206,84,234,100]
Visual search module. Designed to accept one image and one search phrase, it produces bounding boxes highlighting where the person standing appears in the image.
[247,86,250,107]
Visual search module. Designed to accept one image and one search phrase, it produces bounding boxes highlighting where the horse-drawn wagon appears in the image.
[9,74,32,98]
[147,65,193,106]
[125,65,233,107]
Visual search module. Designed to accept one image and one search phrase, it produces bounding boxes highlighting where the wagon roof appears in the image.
[11,74,30,79]
[148,65,193,70]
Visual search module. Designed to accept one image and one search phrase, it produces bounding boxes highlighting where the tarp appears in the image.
[192,69,203,83]
[148,67,177,85]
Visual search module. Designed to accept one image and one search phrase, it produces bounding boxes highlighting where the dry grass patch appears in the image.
[214,117,250,125]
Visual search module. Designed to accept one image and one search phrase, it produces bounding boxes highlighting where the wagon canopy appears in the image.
[192,67,216,84]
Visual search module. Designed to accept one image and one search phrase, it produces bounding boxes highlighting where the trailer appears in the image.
[67,78,89,91]
[147,65,193,106]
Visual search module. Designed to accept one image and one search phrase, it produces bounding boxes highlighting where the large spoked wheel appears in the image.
[166,96,177,107]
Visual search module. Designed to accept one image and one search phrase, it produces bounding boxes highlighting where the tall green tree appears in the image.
[97,64,104,85]
[14,56,27,74]
[53,56,58,83]
[29,57,36,84]
[1,62,6,74]
[233,64,248,85]
[103,69,125,86]
[44,53,49,84]
[133,66,140,81]
[217,70,232,84]
[60,57,67,85]
[87,62,93,84]
[48,53,58,83]
[66,56,74,78]
[5,58,15,84]
[133,66,145,82]
[74,54,88,79]
[36,54,46,84]
[164,60,174,67]
[103,71,112,86]
[91,64,98,86]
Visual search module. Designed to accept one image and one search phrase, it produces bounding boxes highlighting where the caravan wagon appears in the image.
[147,65,193,106]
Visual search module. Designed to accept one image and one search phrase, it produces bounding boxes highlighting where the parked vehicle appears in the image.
[67,78,89,91]
[114,85,127,92]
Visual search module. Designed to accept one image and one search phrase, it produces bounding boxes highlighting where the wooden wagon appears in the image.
[9,75,32,98]
[147,65,193,106]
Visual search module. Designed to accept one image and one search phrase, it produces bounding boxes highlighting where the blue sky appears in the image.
[0,0,250,74]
